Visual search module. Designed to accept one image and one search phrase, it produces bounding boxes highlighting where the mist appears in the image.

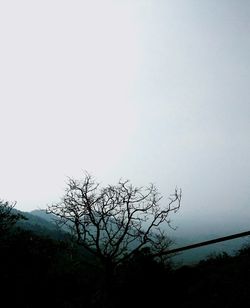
[1,0,250,237]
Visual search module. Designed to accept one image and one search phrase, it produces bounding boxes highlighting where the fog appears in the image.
[1,1,250,234]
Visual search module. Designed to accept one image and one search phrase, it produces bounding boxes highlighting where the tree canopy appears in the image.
[47,173,181,273]
[0,199,25,235]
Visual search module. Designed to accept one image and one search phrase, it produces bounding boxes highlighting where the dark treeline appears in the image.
[1,203,250,307]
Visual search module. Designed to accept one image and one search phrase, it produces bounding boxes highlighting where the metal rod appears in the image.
[164,230,250,255]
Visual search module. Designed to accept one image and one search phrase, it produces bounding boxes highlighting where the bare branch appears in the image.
[47,173,181,272]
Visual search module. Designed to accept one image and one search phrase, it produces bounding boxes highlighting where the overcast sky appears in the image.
[1,1,250,232]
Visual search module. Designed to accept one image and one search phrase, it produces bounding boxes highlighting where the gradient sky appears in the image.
[1,1,250,232]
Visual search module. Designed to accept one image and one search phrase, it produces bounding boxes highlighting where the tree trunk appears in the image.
[91,258,116,307]
[102,259,116,307]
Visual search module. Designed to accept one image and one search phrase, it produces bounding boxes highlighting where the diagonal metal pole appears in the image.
[163,230,250,255]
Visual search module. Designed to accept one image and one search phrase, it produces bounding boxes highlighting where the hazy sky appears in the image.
[1,1,250,231]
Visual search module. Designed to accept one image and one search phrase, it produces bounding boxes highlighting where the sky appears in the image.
[1,0,250,234]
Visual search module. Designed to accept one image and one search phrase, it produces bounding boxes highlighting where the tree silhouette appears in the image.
[0,199,25,235]
[47,173,181,279]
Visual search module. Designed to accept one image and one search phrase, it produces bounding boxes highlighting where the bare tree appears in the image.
[47,173,181,276]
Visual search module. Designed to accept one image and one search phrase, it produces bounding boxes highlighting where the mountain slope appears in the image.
[23,209,250,265]
[16,209,68,240]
